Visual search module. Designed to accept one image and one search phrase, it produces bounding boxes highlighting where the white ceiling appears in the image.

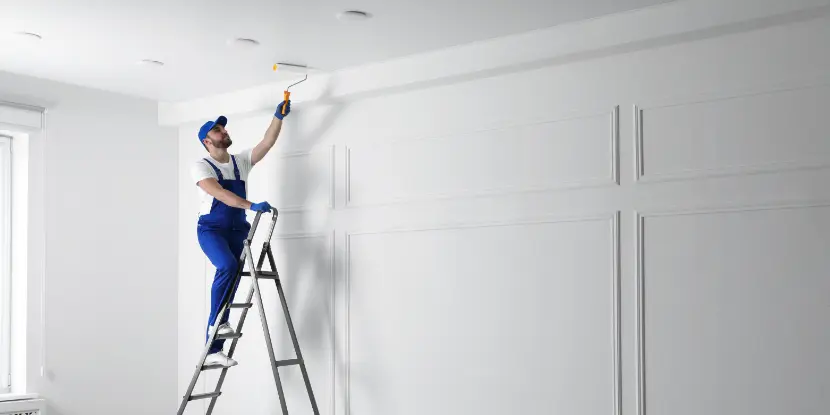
[0,0,675,102]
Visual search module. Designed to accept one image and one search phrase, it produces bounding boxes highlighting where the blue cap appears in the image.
[198,115,228,141]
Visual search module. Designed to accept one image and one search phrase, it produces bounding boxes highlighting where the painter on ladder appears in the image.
[190,99,291,367]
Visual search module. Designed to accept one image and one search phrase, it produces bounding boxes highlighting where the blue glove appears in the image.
[275,100,291,120]
[250,201,272,212]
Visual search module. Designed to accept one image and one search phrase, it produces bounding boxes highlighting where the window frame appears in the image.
[0,134,11,394]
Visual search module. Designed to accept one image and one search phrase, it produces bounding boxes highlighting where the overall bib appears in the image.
[197,155,250,354]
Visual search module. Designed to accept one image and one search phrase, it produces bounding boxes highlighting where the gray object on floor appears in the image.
[177,208,320,415]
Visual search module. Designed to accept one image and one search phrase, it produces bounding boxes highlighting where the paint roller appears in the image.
[272,62,309,116]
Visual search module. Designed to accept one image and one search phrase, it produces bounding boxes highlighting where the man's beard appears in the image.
[212,135,232,149]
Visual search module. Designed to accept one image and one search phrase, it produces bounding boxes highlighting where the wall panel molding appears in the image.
[345,106,620,208]
[272,146,336,213]
[634,82,830,183]
[634,200,830,415]
[345,212,621,415]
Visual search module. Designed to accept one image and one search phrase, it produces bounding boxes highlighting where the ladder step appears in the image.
[216,332,242,340]
[229,303,253,309]
[201,363,230,371]
[189,391,221,401]
[241,271,279,279]
[276,358,301,367]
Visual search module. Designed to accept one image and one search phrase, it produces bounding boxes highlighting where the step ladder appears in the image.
[177,208,320,415]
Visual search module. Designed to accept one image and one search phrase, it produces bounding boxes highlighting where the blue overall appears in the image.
[197,155,250,354]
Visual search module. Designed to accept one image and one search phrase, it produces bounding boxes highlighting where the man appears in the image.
[190,100,291,367]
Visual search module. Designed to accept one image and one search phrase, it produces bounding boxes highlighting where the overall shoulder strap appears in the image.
[202,158,224,181]
[230,155,241,181]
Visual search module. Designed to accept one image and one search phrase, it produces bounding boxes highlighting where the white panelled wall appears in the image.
[172,3,830,415]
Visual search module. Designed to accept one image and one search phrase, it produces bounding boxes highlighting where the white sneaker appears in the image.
[205,351,238,367]
[215,323,235,336]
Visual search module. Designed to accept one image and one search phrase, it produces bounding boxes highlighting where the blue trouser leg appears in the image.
[198,226,247,354]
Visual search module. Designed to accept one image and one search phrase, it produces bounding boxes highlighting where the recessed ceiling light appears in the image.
[13,31,42,40]
[229,38,260,48]
[138,59,165,67]
[337,10,372,21]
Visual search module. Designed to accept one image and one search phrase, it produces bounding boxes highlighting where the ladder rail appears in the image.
[267,246,321,415]
[247,242,291,414]
[204,247,268,415]
[177,246,248,415]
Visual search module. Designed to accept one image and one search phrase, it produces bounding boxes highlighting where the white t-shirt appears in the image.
[191,148,255,216]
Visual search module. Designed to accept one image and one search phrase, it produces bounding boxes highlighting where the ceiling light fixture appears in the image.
[229,37,260,48]
[337,10,372,21]
[138,59,165,67]
[14,31,42,40]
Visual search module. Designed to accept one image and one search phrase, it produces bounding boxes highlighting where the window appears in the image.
[0,135,10,394]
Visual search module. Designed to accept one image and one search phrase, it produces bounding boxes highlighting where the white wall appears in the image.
[0,71,178,415]
[169,0,830,414]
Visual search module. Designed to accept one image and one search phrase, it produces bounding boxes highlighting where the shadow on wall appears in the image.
[265,78,387,411]
[279,78,343,398]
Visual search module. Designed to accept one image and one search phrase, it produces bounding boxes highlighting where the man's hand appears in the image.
[250,201,273,212]
[275,100,291,120]
[251,100,291,165]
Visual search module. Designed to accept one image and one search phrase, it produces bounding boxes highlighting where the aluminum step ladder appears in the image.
[177,208,320,415]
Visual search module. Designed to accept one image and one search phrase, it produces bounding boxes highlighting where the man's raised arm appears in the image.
[251,100,291,165]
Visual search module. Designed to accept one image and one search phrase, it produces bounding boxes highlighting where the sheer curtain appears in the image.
[0,134,10,394]
[0,99,43,395]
